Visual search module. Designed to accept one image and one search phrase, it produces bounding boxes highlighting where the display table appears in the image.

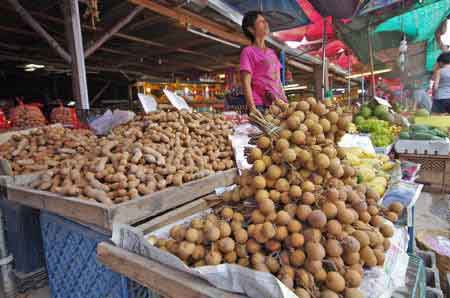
[97,242,246,298]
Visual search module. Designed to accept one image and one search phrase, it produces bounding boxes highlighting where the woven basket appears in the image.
[416,229,450,293]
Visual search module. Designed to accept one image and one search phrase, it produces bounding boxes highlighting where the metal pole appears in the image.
[68,0,89,111]
[347,54,352,106]
[368,24,376,98]
[321,17,328,100]
[280,50,286,86]
[361,77,365,104]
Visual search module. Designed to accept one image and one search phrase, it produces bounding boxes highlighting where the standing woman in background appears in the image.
[432,52,450,113]
[240,11,287,112]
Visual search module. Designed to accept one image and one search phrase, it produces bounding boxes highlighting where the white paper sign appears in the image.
[338,133,376,154]
[163,89,192,112]
[374,96,392,108]
[138,93,158,113]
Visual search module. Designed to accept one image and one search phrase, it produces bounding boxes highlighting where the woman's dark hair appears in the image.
[437,52,450,65]
[242,11,263,42]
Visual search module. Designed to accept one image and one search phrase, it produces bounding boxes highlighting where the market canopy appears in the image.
[375,0,450,71]
[223,0,311,31]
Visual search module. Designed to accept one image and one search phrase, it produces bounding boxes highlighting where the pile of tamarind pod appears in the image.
[0,126,97,174]
[10,104,47,129]
[27,111,235,205]
[151,98,404,298]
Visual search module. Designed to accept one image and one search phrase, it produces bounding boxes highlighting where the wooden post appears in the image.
[63,0,89,111]
[84,6,144,58]
[5,0,71,63]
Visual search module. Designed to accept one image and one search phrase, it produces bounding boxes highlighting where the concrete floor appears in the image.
[7,192,450,298]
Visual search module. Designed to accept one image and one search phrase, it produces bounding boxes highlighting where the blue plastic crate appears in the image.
[40,211,154,298]
[0,200,45,273]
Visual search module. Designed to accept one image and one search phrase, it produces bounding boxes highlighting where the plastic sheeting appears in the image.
[357,0,402,16]
[376,0,450,70]
[308,0,360,18]
[224,0,310,31]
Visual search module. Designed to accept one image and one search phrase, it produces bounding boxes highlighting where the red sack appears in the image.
[0,109,7,129]
[10,98,46,129]
[50,102,80,127]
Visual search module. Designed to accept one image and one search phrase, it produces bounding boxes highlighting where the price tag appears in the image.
[138,93,158,113]
[338,134,376,154]
[163,89,192,112]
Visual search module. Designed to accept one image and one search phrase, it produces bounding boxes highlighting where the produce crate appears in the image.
[395,138,450,156]
[396,154,450,193]
[6,169,237,231]
[40,211,157,298]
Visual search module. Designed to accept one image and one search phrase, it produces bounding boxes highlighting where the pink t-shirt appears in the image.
[240,46,286,107]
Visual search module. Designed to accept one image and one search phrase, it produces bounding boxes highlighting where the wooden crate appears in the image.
[97,196,247,298]
[397,153,450,193]
[6,169,237,231]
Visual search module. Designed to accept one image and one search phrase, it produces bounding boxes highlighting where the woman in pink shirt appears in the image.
[240,11,287,112]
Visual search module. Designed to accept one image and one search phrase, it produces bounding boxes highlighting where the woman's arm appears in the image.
[241,72,256,111]
[434,69,441,92]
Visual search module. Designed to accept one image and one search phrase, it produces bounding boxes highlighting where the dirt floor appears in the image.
[5,192,450,298]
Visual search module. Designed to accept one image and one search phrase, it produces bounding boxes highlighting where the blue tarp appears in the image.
[224,0,310,31]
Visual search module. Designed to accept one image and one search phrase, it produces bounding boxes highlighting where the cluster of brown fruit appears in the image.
[153,98,404,298]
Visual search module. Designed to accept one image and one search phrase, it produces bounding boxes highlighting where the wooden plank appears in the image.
[136,195,222,234]
[97,242,247,298]
[110,168,237,226]
[5,169,236,230]
[6,185,111,230]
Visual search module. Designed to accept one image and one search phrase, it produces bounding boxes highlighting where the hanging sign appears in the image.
[163,90,192,112]
[138,93,158,113]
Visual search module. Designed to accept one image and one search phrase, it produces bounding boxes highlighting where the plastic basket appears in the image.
[407,254,426,298]
[0,201,45,274]
[397,154,450,193]
[40,211,154,298]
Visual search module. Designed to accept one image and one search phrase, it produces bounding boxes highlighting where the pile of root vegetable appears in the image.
[151,98,403,298]
[1,111,234,204]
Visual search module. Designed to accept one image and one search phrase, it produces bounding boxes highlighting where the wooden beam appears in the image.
[97,242,247,298]
[0,5,236,66]
[91,81,111,105]
[129,0,249,46]
[85,6,144,58]
[5,0,72,63]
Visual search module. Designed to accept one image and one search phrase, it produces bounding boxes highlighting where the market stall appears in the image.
[86,98,430,298]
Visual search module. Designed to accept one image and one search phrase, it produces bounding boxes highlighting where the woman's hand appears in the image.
[241,72,256,111]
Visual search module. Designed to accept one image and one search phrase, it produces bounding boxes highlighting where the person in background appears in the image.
[410,79,432,112]
[432,52,450,113]
[240,11,286,113]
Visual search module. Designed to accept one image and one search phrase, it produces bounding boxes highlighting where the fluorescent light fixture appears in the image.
[187,27,240,49]
[218,74,226,79]
[346,68,392,79]
[284,85,307,91]
[25,64,45,69]
[24,68,35,72]
[284,84,300,89]
[67,101,76,106]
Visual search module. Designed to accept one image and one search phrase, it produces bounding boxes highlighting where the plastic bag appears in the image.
[10,98,46,129]
[50,102,80,127]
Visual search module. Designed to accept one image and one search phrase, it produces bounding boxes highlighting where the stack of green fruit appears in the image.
[354,102,394,125]
[356,118,394,147]
[399,124,447,140]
